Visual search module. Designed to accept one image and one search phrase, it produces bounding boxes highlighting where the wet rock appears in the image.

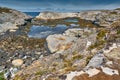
[12,59,24,67]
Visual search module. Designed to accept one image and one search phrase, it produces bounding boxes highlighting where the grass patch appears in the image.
[0,7,11,13]
[0,72,5,80]
[72,54,83,61]
[35,69,48,76]
[117,30,120,34]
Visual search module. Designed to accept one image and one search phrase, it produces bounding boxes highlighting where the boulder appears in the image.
[0,7,32,33]
[46,34,77,53]
[46,28,96,53]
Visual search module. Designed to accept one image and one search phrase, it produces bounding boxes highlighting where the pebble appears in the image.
[12,59,24,67]
[101,66,119,75]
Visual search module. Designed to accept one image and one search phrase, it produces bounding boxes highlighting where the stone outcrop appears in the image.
[46,28,96,53]
[35,9,120,27]
[36,11,78,20]
[0,7,32,33]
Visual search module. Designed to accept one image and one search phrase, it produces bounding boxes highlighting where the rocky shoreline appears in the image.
[0,7,120,80]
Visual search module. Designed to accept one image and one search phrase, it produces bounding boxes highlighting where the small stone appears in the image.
[9,29,16,32]
[12,59,24,67]
[4,71,11,79]
[10,67,18,78]
[101,66,119,75]
[85,68,100,77]
[35,52,42,55]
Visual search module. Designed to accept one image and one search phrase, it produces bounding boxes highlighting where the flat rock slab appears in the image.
[46,34,77,53]
[101,66,119,75]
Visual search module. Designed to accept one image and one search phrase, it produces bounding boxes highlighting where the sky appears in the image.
[0,0,120,12]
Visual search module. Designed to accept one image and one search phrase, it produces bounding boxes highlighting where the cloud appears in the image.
[0,0,120,12]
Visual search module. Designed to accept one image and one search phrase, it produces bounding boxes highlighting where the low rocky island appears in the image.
[0,7,120,80]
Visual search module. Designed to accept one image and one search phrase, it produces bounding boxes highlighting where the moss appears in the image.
[110,11,118,15]
[0,72,5,80]
[117,30,120,34]
[96,29,107,40]
[88,29,107,50]
[115,8,120,10]
[88,40,106,50]
[64,59,73,68]
[86,55,93,65]
[64,66,76,72]
[0,7,11,13]
[14,75,29,80]
[78,19,100,28]
[35,69,48,76]
[72,54,83,61]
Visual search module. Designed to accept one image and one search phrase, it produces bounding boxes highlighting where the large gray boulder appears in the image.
[46,34,77,53]
[46,28,97,53]
[0,7,32,33]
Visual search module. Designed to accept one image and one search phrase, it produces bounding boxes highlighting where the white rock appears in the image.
[85,68,100,77]
[9,29,17,32]
[106,61,113,66]
[86,54,105,68]
[10,67,18,78]
[66,71,85,80]
[66,68,100,80]
[86,40,92,48]
[12,59,24,67]
[101,66,119,75]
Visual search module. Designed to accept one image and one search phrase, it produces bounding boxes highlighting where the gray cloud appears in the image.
[0,0,120,12]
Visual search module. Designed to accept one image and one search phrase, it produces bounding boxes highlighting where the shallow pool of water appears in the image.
[28,24,69,38]
[64,19,78,23]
